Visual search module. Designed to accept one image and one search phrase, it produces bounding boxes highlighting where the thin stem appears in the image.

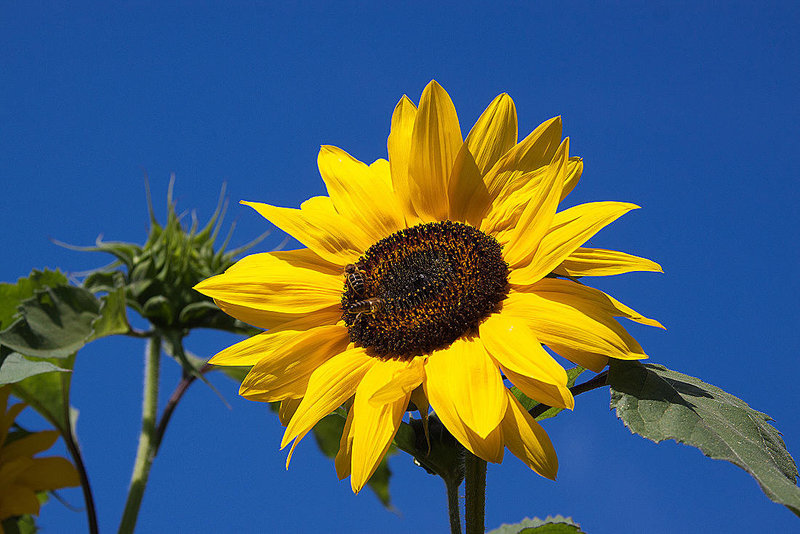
[529,370,609,419]
[118,334,161,534]
[445,476,462,534]
[63,425,99,534]
[153,364,212,454]
[464,453,486,534]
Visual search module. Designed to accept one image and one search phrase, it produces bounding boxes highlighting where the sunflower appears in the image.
[0,386,80,524]
[195,81,662,492]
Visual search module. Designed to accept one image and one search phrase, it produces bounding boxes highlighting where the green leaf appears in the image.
[88,283,130,340]
[12,353,76,435]
[608,360,800,517]
[509,366,585,421]
[0,269,68,329]
[0,353,70,385]
[1,513,38,534]
[488,515,584,534]
[0,286,100,358]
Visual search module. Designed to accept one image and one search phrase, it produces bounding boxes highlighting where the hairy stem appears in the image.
[153,364,212,453]
[464,453,486,534]
[62,415,98,534]
[445,475,462,534]
[118,334,161,534]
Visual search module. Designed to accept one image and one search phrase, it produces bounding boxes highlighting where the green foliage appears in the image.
[0,269,68,329]
[488,515,584,534]
[0,353,69,385]
[12,354,76,435]
[1,513,38,534]
[608,360,800,517]
[510,366,585,421]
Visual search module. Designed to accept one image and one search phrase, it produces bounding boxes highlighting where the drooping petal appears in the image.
[350,360,416,493]
[560,156,583,200]
[281,347,375,449]
[466,93,518,175]
[501,391,558,480]
[241,200,371,265]
[553,247,663,277]
[482,116,562,203]
[1,431,58,461]
[424,337,507,439]
[212,300,342,331]
[16,457,80,490]
[501,290,648,362]
[447,143,490,227]
[387,95,420,225]
[408,80,462,222]
[501,139,570,268]
[194,251,342,316]
[239,325,351,402]
[531,278,664,329]
[480,314,574,409]
[0,482,40,517]
[278,398,302,426]
[367,358,424,405]
[546,344,609,373]
[510,201,639,285]
[317,145,404,242]
[335,406,355,480]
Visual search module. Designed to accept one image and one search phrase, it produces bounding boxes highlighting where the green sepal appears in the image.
[608,359,800,517]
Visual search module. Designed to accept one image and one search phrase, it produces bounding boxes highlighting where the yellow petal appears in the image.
[531,278,664,329]
[17,456,80,490]
[387,95,420,225]
[278,398,302,426]
[560,156,583,200]
[351,361,413,493]
[480,314,574,409]
[241,200,371,265]
[239,325,351,402]
[408,80,462,222]
[2,431,58,461]
[447,143,490,227]
[281,347,374,448]
[510,201,639,285]
[501,390,558,479]
[317,145,404,242]
[466,93,518,175]
[554,247,663,277]
[502,139,570,268]
[482,157,583,240]
[300,195,337,214]
[501,290,648,361]
[368,358,424,405]
[0,482,40,518]
[335,406,355,480]
[212,300,341,331]
[424,337,507,439]
[482,116,562,203]
[194,252,342,315]
[269,247,344,276]
[546,344,609,373]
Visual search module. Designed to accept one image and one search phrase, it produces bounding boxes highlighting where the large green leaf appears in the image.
[0,352,70,385]
[488,515,584,534]
[0,270,68,329]
[0,286,100,358]
[12,353,76,435]
[608,360,800,517]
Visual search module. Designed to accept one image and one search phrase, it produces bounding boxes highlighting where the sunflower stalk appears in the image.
[464,453,487,534]
[118,334,161,534]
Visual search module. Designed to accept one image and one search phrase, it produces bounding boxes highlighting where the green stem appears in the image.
[445,475,462,534]
[118,334,161,534]
[464,453,486,534]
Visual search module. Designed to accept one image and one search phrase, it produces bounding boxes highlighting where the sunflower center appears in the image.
[341,221,508,359]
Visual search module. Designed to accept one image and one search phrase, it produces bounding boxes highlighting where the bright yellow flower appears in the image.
[0,386,80,523]
[195,81,662,492]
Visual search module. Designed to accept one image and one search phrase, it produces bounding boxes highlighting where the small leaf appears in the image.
[608,360,800,517]
[88,284,130,340]
[488,515,584,534]
[0,353,70,385]
[0,286,100,358]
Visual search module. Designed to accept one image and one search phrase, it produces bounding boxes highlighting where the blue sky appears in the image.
[2,2,799,532]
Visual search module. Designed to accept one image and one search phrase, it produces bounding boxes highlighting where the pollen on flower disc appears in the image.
[341,221,508,359]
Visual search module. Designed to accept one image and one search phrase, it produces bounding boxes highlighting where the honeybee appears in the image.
[344,263,367,295]
[348,297,385,322]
